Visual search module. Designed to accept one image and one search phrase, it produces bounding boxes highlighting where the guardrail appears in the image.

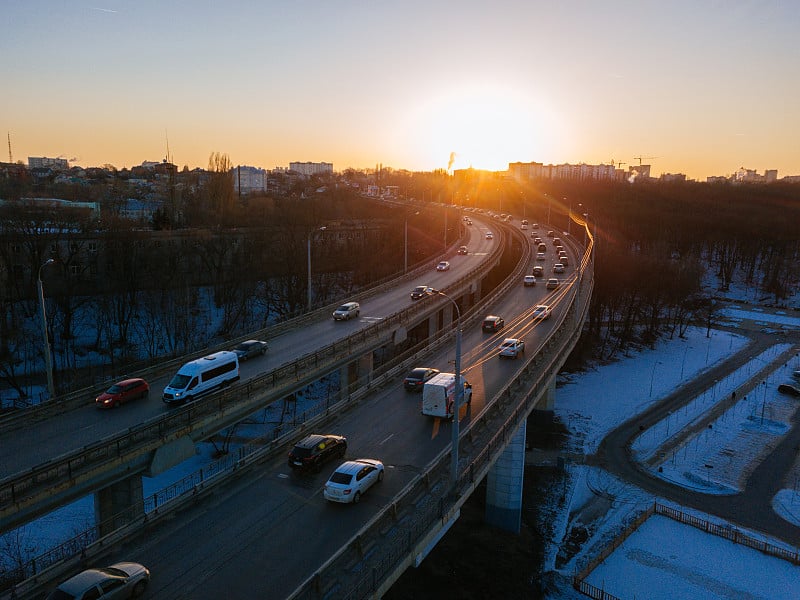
[0,224,507,533]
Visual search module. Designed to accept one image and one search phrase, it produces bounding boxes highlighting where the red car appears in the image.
[95,378,150,408]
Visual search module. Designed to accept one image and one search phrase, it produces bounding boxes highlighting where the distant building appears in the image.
[289,161,333,176]
[659,173,687,183]
[28,156,68,170]
[232,165,267,194]
[509,161,620,182]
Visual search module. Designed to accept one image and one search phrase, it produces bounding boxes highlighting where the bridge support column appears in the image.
[427,313,438,339]
[484,420,526,534]
[541,376,556,411]
[339,363,351,398]
[95,474,144,536]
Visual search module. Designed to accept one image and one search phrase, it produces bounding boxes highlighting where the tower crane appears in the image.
[633,155,658,166]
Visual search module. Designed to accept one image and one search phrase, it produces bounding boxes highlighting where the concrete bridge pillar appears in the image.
[484,420,526,534]
[95,474,144,536]
[542,376,556,411]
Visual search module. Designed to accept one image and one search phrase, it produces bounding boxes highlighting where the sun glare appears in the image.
[405,84,557,172]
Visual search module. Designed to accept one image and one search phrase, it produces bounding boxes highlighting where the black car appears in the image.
[404,367,440,391]
[288,434,348,472]
[232,339,268,360]
[778,383,800,397]
[482,315,505,333]
[411,285,433,300]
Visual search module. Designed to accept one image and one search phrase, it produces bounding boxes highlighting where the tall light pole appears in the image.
[307,226,326,311]
[565,197,571,235]
[433,289,462,487]
[37,258,56,400]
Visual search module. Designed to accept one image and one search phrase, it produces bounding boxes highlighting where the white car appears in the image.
[536,252,546,261]
[485,232,494,239]
[546,278,559,289]
[523,275,536,287]
[498,338,525,359]
[324,459,385,504]
[553,263,565,273]
[532,304,552,319]
[332,302,360,320]
[436,261,450,271]
[46,562,150,600]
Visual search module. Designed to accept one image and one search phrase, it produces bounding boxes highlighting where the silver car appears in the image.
[46,562,150,599]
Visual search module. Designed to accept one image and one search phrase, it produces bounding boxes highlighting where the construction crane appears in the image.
[633,155,658,166]
[611,159,626,169]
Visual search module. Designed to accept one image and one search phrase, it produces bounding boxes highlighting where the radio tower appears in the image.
[7,132,12,163]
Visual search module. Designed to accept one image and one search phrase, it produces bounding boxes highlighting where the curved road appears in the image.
[596,323,800,546]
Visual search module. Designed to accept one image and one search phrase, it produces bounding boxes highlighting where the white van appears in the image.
[421,372,472,418]
[162,351,240,405]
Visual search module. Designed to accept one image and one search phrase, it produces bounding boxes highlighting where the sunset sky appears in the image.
[3,1,799,180]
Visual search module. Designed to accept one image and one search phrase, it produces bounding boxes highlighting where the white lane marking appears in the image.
[380,433,394,445]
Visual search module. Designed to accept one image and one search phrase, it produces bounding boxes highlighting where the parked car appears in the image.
[532,304,552,320]
[532,265,544,277]
[485,231,494,239]
[546,278,560,289]
[436,261,450,271]
[498,338,525,359]
[232,339,268,360]
[778,383,800,397]
[457,245,468,255]
[288,434,348,472]
[46,562,150,600]
[95,378,149,409]
[404,367,440,391]
[332,302,361,320]
[482,315,505,332]
[553,263,565,273]
[411,285,434,300]
[324,458,384,503]
[523,275,537,286]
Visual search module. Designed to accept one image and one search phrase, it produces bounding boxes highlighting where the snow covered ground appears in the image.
[545,306,800,599]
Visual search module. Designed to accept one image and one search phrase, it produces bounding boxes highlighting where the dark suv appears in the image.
[482,315,505,333]
[288,434,347,472]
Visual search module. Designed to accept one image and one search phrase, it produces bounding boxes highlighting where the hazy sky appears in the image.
[3,1,799,180]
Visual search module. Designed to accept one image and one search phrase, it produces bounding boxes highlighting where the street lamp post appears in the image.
[433,289,463,487]
[307,226,326,312]
[37,259,56,400]
[566,198,572,235]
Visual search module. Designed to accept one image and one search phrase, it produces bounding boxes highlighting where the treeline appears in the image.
[0,191,449,400]
[533,181,800,359]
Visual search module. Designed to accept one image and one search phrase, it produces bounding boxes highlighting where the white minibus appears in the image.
[162,351,240,405]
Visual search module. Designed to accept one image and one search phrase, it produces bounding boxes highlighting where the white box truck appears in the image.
[421,372,472,418]
[163,350,240,405]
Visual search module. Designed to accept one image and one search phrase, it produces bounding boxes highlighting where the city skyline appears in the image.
[3,1,799,180]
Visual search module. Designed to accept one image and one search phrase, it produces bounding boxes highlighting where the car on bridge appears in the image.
[532,265,544,277]
[324,458,384,504]
[553,263,565,273]
[411,285,434,300]
[546,278,560,289]
[232,339,268,360]
[498,338,525,359]
[332,302,361,321]
[485,231,494,239]
[457,245,468,255]
[436,261,450,271]
[532,304,552,320]
[95,378,150,409]
[482,315,505,332]
[523,275,536,286]
[404,367,440,391]
[288,434,348,472]
[46,561,150,600]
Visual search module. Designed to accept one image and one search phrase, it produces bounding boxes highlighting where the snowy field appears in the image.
[547,306,800,599]
[585,514,800,600]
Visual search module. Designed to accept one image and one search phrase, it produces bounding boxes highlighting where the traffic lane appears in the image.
[130,382,445,599]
